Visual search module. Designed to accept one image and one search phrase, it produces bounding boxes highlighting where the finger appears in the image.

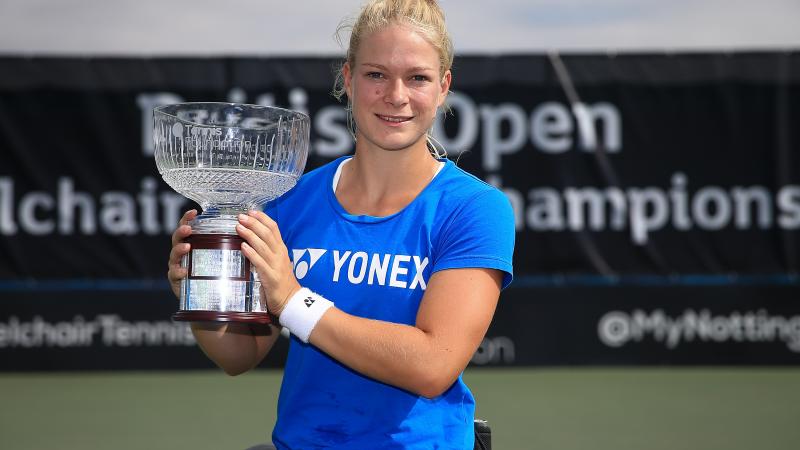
[240,242,272,279]
[171,209,197,245]
[171,224,193,247]
[236,223,277,261]
[248,210,284,242]
[238,214,280,252]
[168,266,188,283]
[169,242,191,266]
[179,209,198,226]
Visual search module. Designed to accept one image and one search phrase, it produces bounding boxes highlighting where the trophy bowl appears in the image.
[153,102,309,324]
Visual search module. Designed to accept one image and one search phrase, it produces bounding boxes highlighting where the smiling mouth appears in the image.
[376,114,413,123]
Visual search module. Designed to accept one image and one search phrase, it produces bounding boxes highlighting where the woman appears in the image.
[168,1,514,448]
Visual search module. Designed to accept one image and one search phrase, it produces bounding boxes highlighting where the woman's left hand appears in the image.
[236,210,301,317]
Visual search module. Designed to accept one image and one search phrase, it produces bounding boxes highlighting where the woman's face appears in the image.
[344,23,451,154]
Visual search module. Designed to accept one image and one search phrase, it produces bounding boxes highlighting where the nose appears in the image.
[384,78,408,107]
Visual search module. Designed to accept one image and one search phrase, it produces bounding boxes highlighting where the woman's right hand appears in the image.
[168,209,197,299]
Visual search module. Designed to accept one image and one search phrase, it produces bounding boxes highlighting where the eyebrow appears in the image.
[361,63,435,72]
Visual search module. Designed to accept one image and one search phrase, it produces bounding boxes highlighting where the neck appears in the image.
[334,139,441,216]
[352,140,437,191]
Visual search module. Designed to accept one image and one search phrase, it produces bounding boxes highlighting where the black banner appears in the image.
[2,283,799,370]
[1,53,799,369]
[482,284,800,366]
[0,286,290,371]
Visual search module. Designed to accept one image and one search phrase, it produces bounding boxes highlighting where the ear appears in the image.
[437,70,452,108]
[343,62,353,99]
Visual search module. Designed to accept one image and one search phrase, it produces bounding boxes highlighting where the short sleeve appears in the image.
[432,188,515,289]
[263,197,278,219]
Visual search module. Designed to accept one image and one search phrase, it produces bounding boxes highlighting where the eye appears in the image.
[411,75,429,82]
[366,72,384,79]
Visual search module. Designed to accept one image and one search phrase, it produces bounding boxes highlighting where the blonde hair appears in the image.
[332,0,454,157]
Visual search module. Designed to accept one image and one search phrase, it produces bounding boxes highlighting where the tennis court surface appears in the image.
[1,367,798,450]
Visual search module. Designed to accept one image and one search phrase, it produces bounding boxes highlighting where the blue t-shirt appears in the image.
[265,155,514,449]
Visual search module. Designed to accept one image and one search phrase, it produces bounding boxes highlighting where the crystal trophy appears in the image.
[153,102,309,324]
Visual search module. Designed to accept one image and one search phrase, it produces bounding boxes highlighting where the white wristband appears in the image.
[278,287,334,343]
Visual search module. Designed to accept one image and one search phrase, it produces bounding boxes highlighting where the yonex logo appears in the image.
[292,248,327,280]
[304,296,315,308]
[332,250,428,290]
[291,247,429,290]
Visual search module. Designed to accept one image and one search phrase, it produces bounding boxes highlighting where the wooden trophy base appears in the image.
[176,233,276,325]
[172,310,276,324]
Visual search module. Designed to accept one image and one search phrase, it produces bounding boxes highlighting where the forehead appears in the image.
[355,23,439,72]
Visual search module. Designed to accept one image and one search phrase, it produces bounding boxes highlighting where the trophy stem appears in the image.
[191,212,241,234]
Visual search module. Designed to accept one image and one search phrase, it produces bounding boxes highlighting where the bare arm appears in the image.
[236,210,501,397]
[167,209,280,375]
[190,322,281,376]
[309,267,501,398]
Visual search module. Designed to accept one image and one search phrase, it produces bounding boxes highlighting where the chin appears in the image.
[365,134,427,153]
[377,141,415,151]
[377,142,424,153]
